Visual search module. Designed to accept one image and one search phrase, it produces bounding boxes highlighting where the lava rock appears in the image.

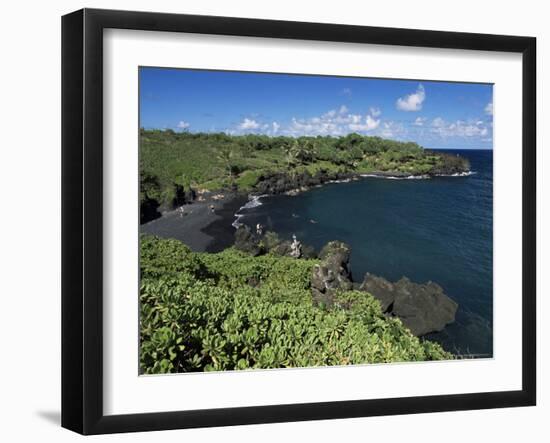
[140,197,161,224]
[392,277,458,336]
[234,225,262,256]
[359,272,396,312]
[318,241,352,275]
[270,240,292,257]
[311,241,353,306]
[253,170,353,196]
[360,273,458,336]
[301,244,317,259]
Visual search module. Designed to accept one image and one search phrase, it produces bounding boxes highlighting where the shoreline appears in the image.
[255,168,474,196]
[233,168,476,229]
[140,168,475,253]
[140,192,247,252]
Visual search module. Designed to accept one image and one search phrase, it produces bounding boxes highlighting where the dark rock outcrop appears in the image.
[140,198,162,224]
[272,239,318,259]
[254,169,353,196]
[311,241,353,306]
[425,150,471,176]
[301,244,317,259]
[184,187,196,204]
[262,231,317,259]
[359,272,396,312]
[158,184,197,213]
[318,241,352,274]
[360,273,458,336]
[234,225,262,256]
[270,240,292,257]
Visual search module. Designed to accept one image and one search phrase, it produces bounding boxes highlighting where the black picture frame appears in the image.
[61,8,537,435]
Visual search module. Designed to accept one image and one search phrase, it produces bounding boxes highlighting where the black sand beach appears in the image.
[140,193,248,252]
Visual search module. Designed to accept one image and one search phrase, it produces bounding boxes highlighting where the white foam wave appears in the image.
[232,214,244,229]
[435,171,476,177]
[360,174,430,180]
[242,194,265,209]
[232,194,267,229]
[326,178,352,184]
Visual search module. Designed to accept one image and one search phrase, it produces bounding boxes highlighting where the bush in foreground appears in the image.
[139,235,452,374]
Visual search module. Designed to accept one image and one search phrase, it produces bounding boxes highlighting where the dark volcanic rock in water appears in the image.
[359,273,396,312]
[311,241,353,306]
[360,273,458,336]
[425,150,471,176]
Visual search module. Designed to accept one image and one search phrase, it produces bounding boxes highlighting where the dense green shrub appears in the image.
[139,130,470,204]
[139,235,452,374]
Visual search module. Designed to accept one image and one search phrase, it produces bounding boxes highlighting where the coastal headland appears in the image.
[139,130,470,224]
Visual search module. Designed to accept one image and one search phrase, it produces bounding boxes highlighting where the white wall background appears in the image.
[0,1,546,441]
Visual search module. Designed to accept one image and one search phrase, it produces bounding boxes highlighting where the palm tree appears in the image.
[299,139,316,164]
[216,145,234,181]
[282,142,297,169]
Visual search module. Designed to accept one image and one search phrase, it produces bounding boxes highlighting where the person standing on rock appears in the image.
[290,234,302,258]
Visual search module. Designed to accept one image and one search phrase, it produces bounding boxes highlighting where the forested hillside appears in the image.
[140,130,470,215]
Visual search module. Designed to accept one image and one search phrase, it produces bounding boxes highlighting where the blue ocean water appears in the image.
[238,150,493,357]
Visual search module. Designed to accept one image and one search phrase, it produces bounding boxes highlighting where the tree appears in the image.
[293,139,316,164]
[282,142,297,169]
[216,145,235,181]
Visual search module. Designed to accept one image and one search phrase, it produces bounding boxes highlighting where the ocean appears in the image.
[237,149,493,357]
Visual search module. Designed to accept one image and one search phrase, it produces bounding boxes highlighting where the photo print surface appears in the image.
[138,67,493,374]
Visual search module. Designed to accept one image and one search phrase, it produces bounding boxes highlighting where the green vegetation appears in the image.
[140,130,470,211]
[140,235,452,374]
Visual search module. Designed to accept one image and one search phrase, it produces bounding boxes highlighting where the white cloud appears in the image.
[414,117,427,126]
[286,106,383,136]
[289,116,342,136]
[349,114,361,124]
[341,88,352,97]
[177,120,190,130]
[365,115,381,131]
[432,117,445,128]
[239,118,260,130]
[485,102,493,115]
[396,84,426,111]
[380,122,394,138]
[369,107,382,117]
[227,106,401,138]
[348,115,380,132]
[430,117,491,139]
[379,121,406,139]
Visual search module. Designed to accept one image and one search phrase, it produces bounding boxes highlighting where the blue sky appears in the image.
[139,67,493,149]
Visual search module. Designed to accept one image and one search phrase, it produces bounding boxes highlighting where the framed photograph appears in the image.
[61,8,536,435]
